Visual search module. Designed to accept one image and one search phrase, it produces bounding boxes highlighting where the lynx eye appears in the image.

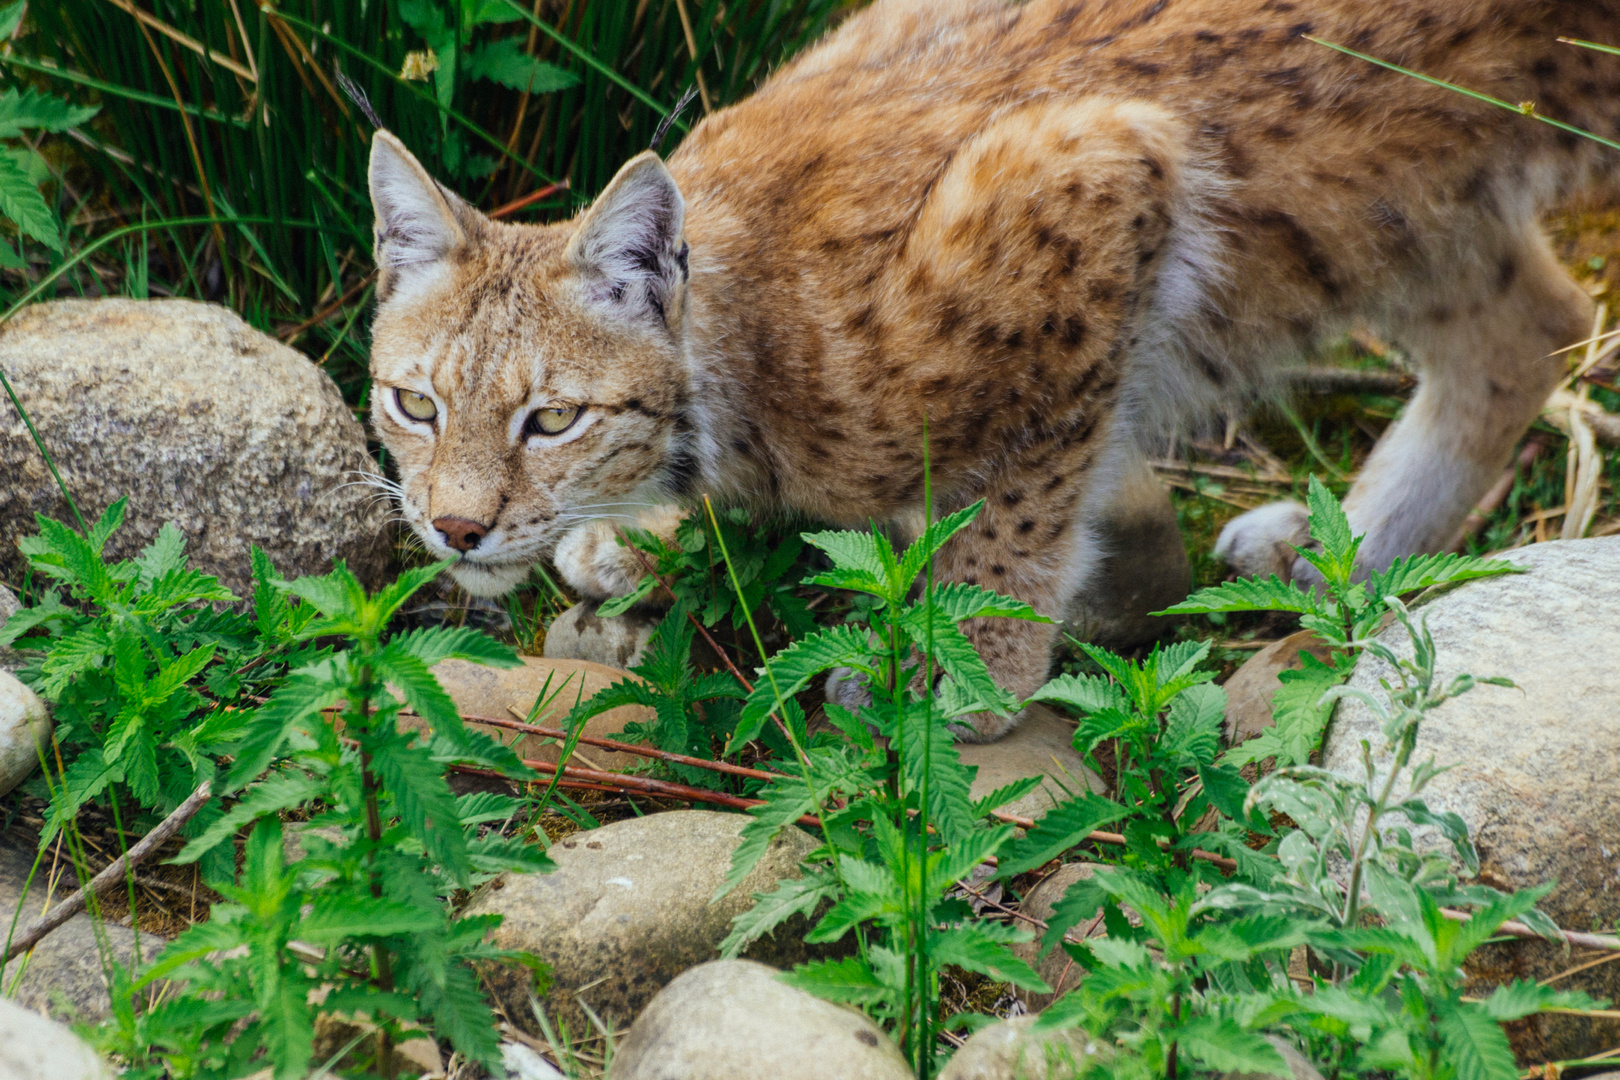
[396,388,438,424]
[526,405,581,437]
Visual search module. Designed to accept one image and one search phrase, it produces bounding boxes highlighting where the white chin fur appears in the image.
[449,559,532,598]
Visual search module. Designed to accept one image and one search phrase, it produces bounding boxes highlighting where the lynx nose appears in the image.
[433,516,488,553]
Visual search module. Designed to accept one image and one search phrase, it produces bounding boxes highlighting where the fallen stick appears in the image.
[460,711,782,782]
[1545,387,1620,449]
[3,780,213,962]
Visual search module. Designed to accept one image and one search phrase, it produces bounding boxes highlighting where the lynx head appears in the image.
[366,130,695,597]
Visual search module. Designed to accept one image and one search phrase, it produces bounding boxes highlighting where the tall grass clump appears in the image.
[3,0,852,401]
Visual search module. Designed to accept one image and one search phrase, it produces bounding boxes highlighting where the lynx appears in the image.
[367,0,1620,740]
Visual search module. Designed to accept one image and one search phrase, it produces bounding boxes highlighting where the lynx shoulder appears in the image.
[367,0,1620,740]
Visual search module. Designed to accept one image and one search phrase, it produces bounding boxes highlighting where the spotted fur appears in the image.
[369,0,1620,740]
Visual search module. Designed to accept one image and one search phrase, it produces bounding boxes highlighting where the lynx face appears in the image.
[366,133,696,596]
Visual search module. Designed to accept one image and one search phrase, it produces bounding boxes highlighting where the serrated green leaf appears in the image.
[226,674,344,789]
[0,86,99,138]
[779,955,888,1004]
[1029,671,1130,716]
[1159,681,1224,768]
[971,775,1043,818]
[1436,1000,1519,1080]
[1175,1018,1289,1074]
[299,894,442,941]
[1156,575,1321,618]
[0,148,59,250]
[132,522,188,590]
[596,574,657,618]
[897,607,1018,714]
[714,775,818,901]
[463,37,580,92]
[40,748,119,844]
[996,793,1130,879]
[930,923,1050,991]
[1482,979,1605,1021]
[1305,475,1359,574]
[896,501,983,586]
[731,624,871,751]
[175,771,325,864]
[370,737,469,877]
[374,642,469,746]
[1369,551,1525,599]
[721,866,839,959]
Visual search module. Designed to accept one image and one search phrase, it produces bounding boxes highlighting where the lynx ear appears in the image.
[369,130,468,291]
[567,151,687,325]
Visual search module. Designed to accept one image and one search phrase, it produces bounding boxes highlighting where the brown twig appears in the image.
[278,271,377,342]
[461,711,782,781]
[489,180,569,220]
[1439,907,1620,953]
[3,781,213,962]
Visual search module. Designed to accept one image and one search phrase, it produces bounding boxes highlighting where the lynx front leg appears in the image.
[1219,230,1592,579]
[552,504,688,601]
[934,446,1105,743]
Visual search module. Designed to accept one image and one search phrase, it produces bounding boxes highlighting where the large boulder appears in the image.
[1321,537,1620,1062]
[0,996,113,1080]
[611,959,911,1080]
[0,669,49,798]
[464,810,836,1032]
[0,298,389,597]
[429,656,655,771]
[962,704,1105,823]
[0,828,163,1021]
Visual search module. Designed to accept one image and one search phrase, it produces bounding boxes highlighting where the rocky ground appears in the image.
[3,299,1620,1078]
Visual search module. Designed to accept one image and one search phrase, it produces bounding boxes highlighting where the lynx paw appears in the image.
[553,519,657,600]
[824,667,874,711]
[1214,501,1311,582]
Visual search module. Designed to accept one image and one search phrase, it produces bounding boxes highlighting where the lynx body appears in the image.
[367,0,1620,739]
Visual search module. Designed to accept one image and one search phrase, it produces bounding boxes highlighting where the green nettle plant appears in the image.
[0,501,327,877]
[1162,476,1521,770]
[560,607,749,785]
[712,499,1057,1073]
[1032,596,1602,1080]
[600,506,818,642]
[97,560,549,1080]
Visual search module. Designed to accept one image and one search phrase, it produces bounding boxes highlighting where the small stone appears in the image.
[1320,538,1620,1062]
[1223,630,1335,765]
[542,599,662,670]
[0,298,389,598]
[0,829,163,1021]
[0,669,48,798]
[1063,456,1190,648]
[938,1016,1109,1080]
[611,959,911,1080]
[0,996,114,1080]
[465,810,838,1032]
[1008,863,1110,1011]
[428,656,655,771]
[961,704,1105,822]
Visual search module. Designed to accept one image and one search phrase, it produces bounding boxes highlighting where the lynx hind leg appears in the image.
[1064,446,1192,647]
[552,504,687,601]
[1217,228,1590,581]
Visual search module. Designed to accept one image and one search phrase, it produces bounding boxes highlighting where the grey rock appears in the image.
[1321,537,1620,1063]
[1063,455,1189,648]
[962,704,1105,823]
[0,828,163,1021]
[938,1017,1109,1080]
[611,959,911,1080]
[0,298,389,598]
[1008,863,1108,1011]
[542,599,661,670]
[0,996,114,1080]
[428,656,656,771]
[465,810,836,1033]
[0,669,49,798]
